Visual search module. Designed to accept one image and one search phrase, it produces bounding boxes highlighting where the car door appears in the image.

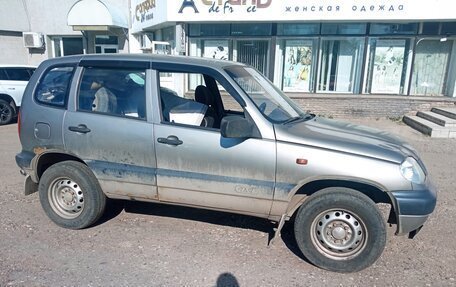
[152,64,276,217]
[63,61,158,200]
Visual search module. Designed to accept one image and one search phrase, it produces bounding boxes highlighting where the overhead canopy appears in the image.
[67,0,128,30]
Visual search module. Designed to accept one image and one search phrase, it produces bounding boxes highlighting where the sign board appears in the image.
[131,0,456,33]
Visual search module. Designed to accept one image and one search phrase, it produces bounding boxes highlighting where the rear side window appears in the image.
[5,68,33,81]
[77,67,146,120]
[35,66,74,107]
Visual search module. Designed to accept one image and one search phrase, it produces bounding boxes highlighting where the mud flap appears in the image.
[24,175,38,195]
[269,214,287,246]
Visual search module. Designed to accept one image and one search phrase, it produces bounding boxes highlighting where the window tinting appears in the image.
[35,66,74,107]
[62,38,84,56]
[370,23,418,35]
[231,23,272,36]
[95,36,118,45]
[421,22,440,35]
[441,22,456,35]
[321,23,367,35]
[5,68,32,81]
[0,69,8,80]
[277,23,320,35]
[189,24,230,37]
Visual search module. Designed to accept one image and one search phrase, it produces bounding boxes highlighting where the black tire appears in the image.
[38,161,106,229]
[0,99,14,125]
[294,187,386,273]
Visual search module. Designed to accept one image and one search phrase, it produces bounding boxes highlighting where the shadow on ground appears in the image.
[95,199,311,264]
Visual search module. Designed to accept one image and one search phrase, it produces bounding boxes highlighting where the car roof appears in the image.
[40,54,246,69]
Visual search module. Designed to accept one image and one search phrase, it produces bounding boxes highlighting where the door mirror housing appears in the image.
[220,116,255,138]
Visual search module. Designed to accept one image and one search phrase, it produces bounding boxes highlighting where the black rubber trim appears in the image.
[15,150,35,169]
[391,188,437,216]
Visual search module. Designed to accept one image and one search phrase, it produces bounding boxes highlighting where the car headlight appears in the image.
[400,157,426,184]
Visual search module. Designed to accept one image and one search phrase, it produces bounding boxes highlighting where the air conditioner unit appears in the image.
[23,32,44,48]
[140,33,152,50]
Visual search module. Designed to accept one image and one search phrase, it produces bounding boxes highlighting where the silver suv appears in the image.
[0,65,35,125]
[16,54,436,272]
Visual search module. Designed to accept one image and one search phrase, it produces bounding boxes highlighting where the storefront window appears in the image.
[277,23,320,36]
[366,38,412,94]
[231,23,272,36]
[321,23,367,35]
[282,40,317,92]
[317,38,364,93]
[189,24,230,37]
[203,40,229,60]
[235,40,269,76]
[411,39,453,96]
[370,23,418,35]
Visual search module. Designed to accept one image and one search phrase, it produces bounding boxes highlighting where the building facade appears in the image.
[0,0,129,66]
[130,0,456,98]
[1,0,455,118]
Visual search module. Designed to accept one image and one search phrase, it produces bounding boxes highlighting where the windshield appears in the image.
[225,66,308,124]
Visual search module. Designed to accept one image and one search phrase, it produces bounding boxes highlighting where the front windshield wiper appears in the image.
[282,114,315,125]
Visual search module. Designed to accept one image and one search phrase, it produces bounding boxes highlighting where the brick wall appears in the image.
[217,93,456,119]
[287,94,456,118]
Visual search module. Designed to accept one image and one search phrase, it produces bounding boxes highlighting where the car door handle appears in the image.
[7,87,15,90]
[68,124,91,134]
[157,135,183,146]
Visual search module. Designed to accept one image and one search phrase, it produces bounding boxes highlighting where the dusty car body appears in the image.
[16,54,436,272]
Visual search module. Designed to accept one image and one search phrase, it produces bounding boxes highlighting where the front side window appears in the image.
[35,66,74,107]
[78,67,146,119]
[158,70,244,129]
[226,66,306,124]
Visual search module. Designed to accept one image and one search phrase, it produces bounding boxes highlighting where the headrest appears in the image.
[195,85,213,106]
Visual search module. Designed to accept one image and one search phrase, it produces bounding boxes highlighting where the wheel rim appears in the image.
[0,102,11,123]
[310,209,367,260]
[48,177,84,219]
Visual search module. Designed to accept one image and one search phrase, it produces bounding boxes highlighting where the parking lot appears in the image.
[1,118,455,287]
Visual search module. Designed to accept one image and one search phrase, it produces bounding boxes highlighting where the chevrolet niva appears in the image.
[16,54,436,272]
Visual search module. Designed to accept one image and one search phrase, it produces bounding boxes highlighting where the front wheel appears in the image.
[294,187,386,273]
[38,161,106,229]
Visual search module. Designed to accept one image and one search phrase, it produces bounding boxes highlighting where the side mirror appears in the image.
[220,116,254,138]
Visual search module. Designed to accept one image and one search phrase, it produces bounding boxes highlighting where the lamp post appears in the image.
[407,36,448,96]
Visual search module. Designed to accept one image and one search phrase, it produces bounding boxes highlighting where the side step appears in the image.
[431,107,456,120]
[403,115,456,138]
[416,111,456,127]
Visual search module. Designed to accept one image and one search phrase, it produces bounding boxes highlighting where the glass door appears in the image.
[317,38,365,93]
[411,39,453,96]
[235,40,269,77]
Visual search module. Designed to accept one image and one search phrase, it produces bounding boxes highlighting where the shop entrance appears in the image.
[235,40,269,77]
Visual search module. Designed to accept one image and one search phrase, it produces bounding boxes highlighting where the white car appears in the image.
[0,65,36,125]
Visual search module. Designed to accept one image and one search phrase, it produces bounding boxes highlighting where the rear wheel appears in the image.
[0,99,14,125]
[38,161,106,229]
[294,187,386,273]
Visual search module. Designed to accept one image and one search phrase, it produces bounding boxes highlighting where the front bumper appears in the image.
[390,180,437,236]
